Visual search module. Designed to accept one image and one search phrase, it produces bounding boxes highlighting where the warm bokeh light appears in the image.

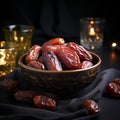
[111,42,117,48]
[89,27,95,36]
[90,20,94,24]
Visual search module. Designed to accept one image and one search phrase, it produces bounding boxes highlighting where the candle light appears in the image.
[89,27,96,36]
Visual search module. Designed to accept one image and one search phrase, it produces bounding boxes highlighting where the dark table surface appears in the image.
[89,39,120,120]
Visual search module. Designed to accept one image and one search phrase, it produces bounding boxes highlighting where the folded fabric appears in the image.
[0,68,120,120]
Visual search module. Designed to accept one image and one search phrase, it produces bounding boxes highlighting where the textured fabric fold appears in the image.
[0,68,120,120]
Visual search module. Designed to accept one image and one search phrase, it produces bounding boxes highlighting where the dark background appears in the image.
[0,1,120,120]
[0,0,120,45]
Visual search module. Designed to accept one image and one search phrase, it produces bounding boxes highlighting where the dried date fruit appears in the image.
[15,90,38,103]
[67,42,93,61]
[27,60,45,70]
[56,45,81,70]
[42,51,62,71]
[81,61,93,69]
[106,78,120,98]
[33,95,56,110]
[25,45,42,64]
[41,37,65,52]
[41,45,58,54]
[24,39,95,71]
[83,99,100,115]
[0,79,18,92]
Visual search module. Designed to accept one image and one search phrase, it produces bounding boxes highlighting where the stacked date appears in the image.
[25,38,93,71]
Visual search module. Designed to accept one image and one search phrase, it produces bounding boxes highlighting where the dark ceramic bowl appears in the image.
[18,52,101,96]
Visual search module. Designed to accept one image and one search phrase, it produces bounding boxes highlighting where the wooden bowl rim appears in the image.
[18,51,101,73]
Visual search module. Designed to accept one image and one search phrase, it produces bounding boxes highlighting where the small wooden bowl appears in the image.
[18,52,101,96]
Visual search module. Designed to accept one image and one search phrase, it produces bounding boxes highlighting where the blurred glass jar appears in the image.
[0,41,17,77]
[3,25,34,64]
[80,17,105,50]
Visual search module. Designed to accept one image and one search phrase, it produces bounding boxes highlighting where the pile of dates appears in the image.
[25,38,93,71]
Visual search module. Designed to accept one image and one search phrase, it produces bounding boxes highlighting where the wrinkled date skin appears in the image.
[25,45,42,64]
[56,45,81,70]
[41,45,58,54]
[33,95,56,110]
[27,60,45,70]
[67,42,93,61]
[0,79,18,92]
[15,90,38,103]
[106,78,120,97]
[83,99,100,115]
[41,37,65,52]
[42,51,62,71]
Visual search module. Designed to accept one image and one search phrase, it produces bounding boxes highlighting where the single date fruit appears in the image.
[0,79,18,92]
[67,42,93,61]
[41,37,65,52]
[27,60,45,70]
[56,45,81,70]
[106,78,120,98]
[83,99,100,115]
[25,45,41,64]
[42,51,62,71]
[15,90,38,103]
[33,95,56,110]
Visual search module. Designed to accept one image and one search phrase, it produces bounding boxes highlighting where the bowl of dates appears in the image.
[18,38,101,96]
